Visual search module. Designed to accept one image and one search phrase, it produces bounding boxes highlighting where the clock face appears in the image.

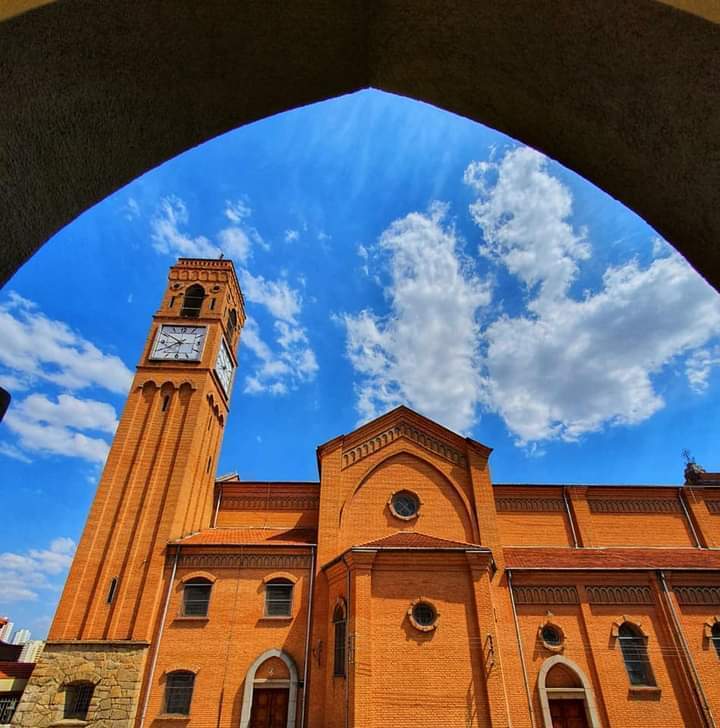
[150,325,206,361]
[215,338,234,395]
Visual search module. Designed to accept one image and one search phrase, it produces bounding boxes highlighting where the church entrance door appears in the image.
[549,699,589,728]
[249,687,289,728]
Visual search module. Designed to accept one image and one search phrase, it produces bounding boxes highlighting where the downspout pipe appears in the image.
[658,571,716,727]
[563,487,579,548]
[343,554,351,728]
[138,545,179,728]
[300,545,316,728]
[507,569,537,728]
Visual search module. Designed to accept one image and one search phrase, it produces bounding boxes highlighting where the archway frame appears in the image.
[1,2,719,291]
[537,655,601,728]
[239,648,299,728]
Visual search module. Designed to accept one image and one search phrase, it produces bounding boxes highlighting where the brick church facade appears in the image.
[11,258,720,727]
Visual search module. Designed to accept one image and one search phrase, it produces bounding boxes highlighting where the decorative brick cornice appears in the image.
[175,553,311,569]
[674,586,720,606]
[705,500,720,514]
[585,585,653,605]
[496,498,564,513]
[588,498,681,514]
[222,495,320,511]
[341,420,466,469]
[511,585,579,605]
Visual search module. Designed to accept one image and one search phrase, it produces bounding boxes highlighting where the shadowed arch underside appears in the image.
[1,1,719,290]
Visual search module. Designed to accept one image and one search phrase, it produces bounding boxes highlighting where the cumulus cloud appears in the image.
[0,293,132,395]
[5,393,118,464]
[340,204,491,432]
[151,196,220,258]
[0,538,75,603]
[239,270,303,323]
[224,198,252,223]
[686,346,720,393]
[464,146,720,444]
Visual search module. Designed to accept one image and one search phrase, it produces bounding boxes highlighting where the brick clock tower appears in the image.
[12,258,244,727]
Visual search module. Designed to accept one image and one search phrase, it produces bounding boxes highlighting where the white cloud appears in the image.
[239,269,302,323]
[224,198,252,223]
[151,196,220,258]
[0,294,132,394]
[0,538,75,603]
[124,197,141,221]
[285,229,299,243]
[340,204,491,432]
[218,226,252,263]
[465,147,720,444]
[4,395,115,464]
[0,442,31,463]
[466,147,590,311]
[686,346,720,393]
[241,316,318,396]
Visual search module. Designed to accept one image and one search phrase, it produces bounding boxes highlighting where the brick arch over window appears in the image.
[339,449,478,545]
[239,649,298,728]
[1,3,719,292]
[538,655,601,728]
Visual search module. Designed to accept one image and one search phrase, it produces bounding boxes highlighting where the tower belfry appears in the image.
[13,259,244,724]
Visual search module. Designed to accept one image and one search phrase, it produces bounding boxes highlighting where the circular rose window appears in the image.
[389,490,420,520]
[539,623,565,652]
[408,599,438,631]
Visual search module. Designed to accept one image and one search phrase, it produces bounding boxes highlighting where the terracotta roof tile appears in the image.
[504,547,720,570]
[356,531,486,550]
[172,527,316,546]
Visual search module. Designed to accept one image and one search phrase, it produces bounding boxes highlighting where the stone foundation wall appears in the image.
[11,641,148,727]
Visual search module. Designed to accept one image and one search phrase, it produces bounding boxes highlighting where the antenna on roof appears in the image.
[682,448,695,465]
[218,252,225,260]
[682,449,705,485]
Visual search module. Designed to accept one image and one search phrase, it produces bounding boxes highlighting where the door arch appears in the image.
[538,655,601,728]
[240,649,298,728]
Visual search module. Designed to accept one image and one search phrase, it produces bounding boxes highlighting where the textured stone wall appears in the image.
[11,641,147,727]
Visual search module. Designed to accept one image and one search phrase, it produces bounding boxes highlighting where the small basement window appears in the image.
[64,682,94,720]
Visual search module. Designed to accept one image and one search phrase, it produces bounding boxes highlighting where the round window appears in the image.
[541,625,563,647]
[390,490,420,519]
[412,602,436,627]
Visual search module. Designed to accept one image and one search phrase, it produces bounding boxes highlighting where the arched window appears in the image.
[64,681,94,719]
[712,622,720,659]
[265,579,293,617]
[164,671,194,716]
[227,308,238,342]
[182,578,212,617]
[618,623,655,686]
[180,284,205,318]
[333,601,347,677]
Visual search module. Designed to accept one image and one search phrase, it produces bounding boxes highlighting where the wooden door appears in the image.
[249,688,289,728]
[549,699,589,728]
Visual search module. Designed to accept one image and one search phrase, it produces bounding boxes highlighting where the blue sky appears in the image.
[1,90,719,638]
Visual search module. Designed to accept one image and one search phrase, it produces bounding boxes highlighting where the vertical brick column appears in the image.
[347,551,375,728]
[567,487,595,546]
[468,554,513,728]
[682,488,718,548]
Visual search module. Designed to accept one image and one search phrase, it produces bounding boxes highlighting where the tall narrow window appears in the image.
[618,623,655,686]
[180,284,205,318]
[182,578,212,617]
[64,682,94,719]
[106,577,118,604]
[164,671,194,715]
[333,602,347,676]
[712,622,720,659]
[226,309,238,342]
[265,579,293,617]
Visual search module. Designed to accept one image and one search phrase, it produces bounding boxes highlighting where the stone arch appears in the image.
[240,649,299,728]
[1,3,719,292]
[339,448,478,540]
[538,655,601,728]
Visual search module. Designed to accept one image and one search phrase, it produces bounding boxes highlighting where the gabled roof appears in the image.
[504,547,720,570]
[170,527,316,547]
[355,531,487,551]
[316,405,492,476]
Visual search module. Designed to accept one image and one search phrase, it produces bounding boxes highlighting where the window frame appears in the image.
[711,622,720,659]
[617,622,656,687]
[180,284,205,318]
[182,578,212,618]
[333,601,347,677]
[264,579,294,618]
[64,681,95,720]
[164,670,195,716]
